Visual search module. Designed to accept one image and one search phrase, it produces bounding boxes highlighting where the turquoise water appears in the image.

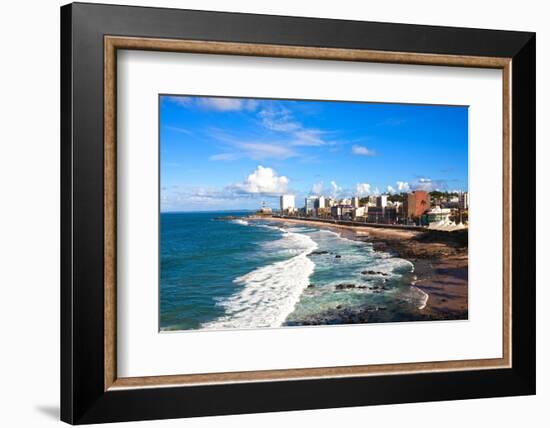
[160,212,426,331]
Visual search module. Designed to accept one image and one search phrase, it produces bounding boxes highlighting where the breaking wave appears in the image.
[202,228,318,329]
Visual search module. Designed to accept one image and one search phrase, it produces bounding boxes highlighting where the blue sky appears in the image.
[160,95,468,212]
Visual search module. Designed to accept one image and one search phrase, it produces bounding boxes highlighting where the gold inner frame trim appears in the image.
[104,35,512,391]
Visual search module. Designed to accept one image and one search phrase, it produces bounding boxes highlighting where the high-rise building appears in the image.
[351,196,359,208]
[459,191,469,210]
[314,196,326,209]
[304,196,316,214]
[280,194,295,213]
[376,194,388,208]
[403,191,431,219]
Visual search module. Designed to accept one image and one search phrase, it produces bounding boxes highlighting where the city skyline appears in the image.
[160,95,468,212]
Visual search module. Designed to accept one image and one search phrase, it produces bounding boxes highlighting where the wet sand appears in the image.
[253,216,468,321]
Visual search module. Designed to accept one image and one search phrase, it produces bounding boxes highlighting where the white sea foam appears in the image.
[260,228,317,256]
[368,256,414,276]
[319,229,344,238]
[231,219,249,226]
[202,230,318,329]
[411,286,430,309]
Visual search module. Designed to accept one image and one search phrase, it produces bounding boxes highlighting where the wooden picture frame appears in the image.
[61,2,535,424]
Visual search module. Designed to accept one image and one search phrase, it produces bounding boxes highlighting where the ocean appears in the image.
[160,211,428,331]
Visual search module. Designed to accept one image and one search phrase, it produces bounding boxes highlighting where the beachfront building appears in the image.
[389,200,403,212]
[340,198,352,206]
[442,197,459,209]
[280,194,296,214]
[459,191,469,210]
[426,206,452,223]
[315,196,326,210]
[351,196,359,208]
[353,206,367,219]
[331,204,353,219]
[304,196,316,215]
[376,194,388,208]
[367,206,384,223]
[385,206,399,223]
[316,207,332,218]
[403,190,431,220]
[257,204,273,215]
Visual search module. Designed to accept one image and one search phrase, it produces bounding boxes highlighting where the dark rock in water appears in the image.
[307,283,315,288]
[336,305,343,310]
[361,270,389,276]
[335,283,356,290]
[213,216,240,220]
[334,254,342,258]
[308,250,329,256]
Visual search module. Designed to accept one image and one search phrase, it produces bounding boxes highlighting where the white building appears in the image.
[377,194,388,208]
[304,196,316,214]
[351,196,359,208]
[426,206,452,223]
[353,206,367,218]
[459,191,469,210]
[280,194,296,213]
[315,196,326,209]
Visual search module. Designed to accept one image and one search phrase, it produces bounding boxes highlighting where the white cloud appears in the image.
[385,178,453,193]
[209,142,297,161]
[330,180,343,197]
[209,153,241,161]
[165,96,192,106]
[197,97,258,111]
[311,181,323,195]
[351,145,376,156]
[311,181,324,195]
[258,107,300,132]
[396,181,410,192]
[167,95,258,112]
[387,185,396,194]
[291,129,326,146]
[239,143,296,160]
[164,125,193,135]
[258,106,330,147]
[235,166,289,195]
[412,177,450,192]
[355,183,372,196]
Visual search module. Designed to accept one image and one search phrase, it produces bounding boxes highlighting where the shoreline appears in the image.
[250,216,468,321]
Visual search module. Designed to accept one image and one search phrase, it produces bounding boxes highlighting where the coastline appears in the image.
[250,216,468,321]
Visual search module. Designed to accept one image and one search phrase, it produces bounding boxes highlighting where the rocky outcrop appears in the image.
[361,270,389,276]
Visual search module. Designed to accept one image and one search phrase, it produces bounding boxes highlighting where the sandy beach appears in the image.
[251,216,468,321]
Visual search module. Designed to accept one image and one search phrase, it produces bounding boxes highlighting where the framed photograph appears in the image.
[60,2,535,424]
